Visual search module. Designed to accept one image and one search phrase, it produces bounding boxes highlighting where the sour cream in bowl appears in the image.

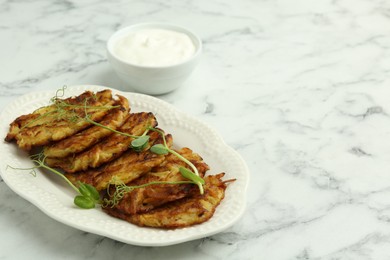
[107,23,202,95]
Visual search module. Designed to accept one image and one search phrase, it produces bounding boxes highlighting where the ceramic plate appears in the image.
[0,85,249,246]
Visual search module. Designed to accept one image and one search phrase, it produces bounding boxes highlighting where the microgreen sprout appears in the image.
[130,133,150,152]
[50,85,67,102]
[74,182,101,209]
[148,127,205,194]
[6,152,101,209]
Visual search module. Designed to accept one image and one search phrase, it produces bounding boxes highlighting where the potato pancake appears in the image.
[45,112,157,172]
[43,95,130,158]
[5,90,116,150]
[65,131,172,191]
[5,90,99,142]
[107,147,209,214]
[103,173,227,229]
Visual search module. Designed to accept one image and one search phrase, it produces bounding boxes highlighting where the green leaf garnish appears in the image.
[78,182,100,201]
[150,144,169,155]
[131,135,150,151]
[74,195,96,209]
[179,167,205,185]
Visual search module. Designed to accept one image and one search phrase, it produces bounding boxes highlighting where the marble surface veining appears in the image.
[1,0,390,259]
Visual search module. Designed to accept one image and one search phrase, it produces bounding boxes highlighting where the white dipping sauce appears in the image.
[114,28,196,67]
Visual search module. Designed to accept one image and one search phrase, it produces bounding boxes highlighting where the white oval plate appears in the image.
[0,85,249,246]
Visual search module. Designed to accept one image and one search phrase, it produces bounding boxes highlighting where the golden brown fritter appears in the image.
[5,90,115,150]
[107,147,209,215]
[46,112,157,173]
[43,95,130,158]
[65,131,172,191]
[104,173,228,229]
[5,90,99,142]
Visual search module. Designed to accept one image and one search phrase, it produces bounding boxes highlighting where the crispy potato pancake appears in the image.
[43,95,130,158]
[65,131,172,191]
[5,90,115,150]
[103,173,227,229]
[46,112,157,173]
[107,147,210,214]
[5,90,99,142]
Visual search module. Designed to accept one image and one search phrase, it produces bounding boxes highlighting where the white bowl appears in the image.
[107,23,202,95]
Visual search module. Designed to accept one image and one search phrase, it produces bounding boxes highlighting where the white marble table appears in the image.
[1,0,390,259]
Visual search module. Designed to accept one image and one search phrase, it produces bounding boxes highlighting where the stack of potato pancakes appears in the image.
[5,89,231,229]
